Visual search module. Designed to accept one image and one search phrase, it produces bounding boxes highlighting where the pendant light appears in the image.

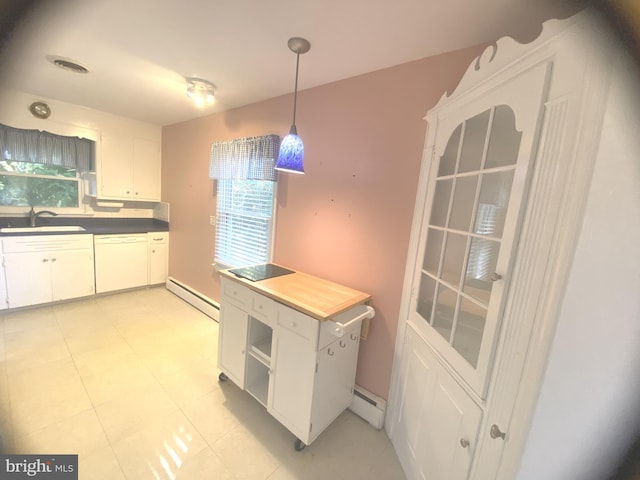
[275,37,311,174]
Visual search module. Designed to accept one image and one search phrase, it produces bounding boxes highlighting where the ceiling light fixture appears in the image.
[275,37,311,175]
[29,101,51,119]
[186,78,215,107]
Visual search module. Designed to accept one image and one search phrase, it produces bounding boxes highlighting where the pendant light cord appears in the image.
[292,53,300,127]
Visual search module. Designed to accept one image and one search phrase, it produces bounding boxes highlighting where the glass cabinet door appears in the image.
[414,105,524,395]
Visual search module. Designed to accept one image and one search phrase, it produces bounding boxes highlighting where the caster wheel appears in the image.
[294,438,306,452]
[218,372,228,382]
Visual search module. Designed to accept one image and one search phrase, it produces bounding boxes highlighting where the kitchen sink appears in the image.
[0,226,87,233]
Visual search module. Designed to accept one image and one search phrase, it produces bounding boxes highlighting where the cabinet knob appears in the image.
[490,272,503,282]
[460,438,470,448]
[42,258,49,263]
[51,258,56,262]
[126,191,130,194]
[490,424,506,440]
[152,249,156,253]
[290,321,297,328]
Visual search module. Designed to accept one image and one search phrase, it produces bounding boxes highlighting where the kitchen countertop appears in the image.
[219,265,371,321]
[0,217,169,236]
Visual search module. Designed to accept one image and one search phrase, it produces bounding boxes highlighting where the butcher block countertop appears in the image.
[219,266,371,321]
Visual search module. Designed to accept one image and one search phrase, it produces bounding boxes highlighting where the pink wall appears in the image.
[162,45,484,399]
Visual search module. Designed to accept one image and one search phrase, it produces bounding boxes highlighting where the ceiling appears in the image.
[0,0,578,126]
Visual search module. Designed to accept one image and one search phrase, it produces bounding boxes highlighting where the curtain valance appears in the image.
[0,123,94,171]
[209,134,280,181]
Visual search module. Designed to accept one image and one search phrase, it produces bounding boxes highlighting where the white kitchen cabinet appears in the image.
[217,274,373,449]
[99,133,161,201]
[1,234,95,309]
[148,232,169,285]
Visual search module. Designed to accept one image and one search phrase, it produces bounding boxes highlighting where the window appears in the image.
[215,179,275,267]
[0,162,79,207]
[0,123,94,209]
[209,135,279,268]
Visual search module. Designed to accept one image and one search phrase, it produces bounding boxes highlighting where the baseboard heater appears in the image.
[166,277,220,321]
[349,385,387,430]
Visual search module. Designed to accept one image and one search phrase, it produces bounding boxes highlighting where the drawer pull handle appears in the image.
[51,258,57,262]
[328,348,335,356]
[42,258,49,263]
[339,340,346,348]
[350,333,358,341]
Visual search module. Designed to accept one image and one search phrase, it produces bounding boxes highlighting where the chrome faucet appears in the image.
[28,207,58,227]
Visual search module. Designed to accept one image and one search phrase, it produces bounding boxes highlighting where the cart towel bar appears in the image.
[330,305,375,337]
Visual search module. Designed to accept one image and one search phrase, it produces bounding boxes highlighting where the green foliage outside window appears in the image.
[0,161,79,207]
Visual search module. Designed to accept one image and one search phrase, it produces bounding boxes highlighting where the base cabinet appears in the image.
[148,232,169,285]
[1,235,95,309]
[218,277,366,447]
[392,326,482,480]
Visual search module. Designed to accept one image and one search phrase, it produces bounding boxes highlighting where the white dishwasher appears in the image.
[94,234,148,293]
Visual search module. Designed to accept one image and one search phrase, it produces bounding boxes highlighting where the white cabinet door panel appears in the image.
[100,134,133,198]
[132,138,161,200]
[217,302,248,388]
[50,249,95,301]
[269,325,317,442]
[392,327,482,480]
[4,252,52,308]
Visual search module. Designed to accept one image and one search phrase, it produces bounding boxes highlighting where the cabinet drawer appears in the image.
[3,234,94,253]
[250,293,277,326]
[277,305,319,343]
[221,278,252,309]
[148,232,168,244]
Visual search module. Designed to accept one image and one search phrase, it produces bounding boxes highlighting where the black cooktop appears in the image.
[229,263,295,282]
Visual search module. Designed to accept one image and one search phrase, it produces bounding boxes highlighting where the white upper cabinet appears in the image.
[99,133,161,201]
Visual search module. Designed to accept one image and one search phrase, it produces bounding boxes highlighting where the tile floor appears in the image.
[0,287,406,479]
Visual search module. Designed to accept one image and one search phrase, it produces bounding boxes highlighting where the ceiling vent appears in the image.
[46,55,91,74]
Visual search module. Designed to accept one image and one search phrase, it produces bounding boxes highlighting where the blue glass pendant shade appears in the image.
[275,125,304,174]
